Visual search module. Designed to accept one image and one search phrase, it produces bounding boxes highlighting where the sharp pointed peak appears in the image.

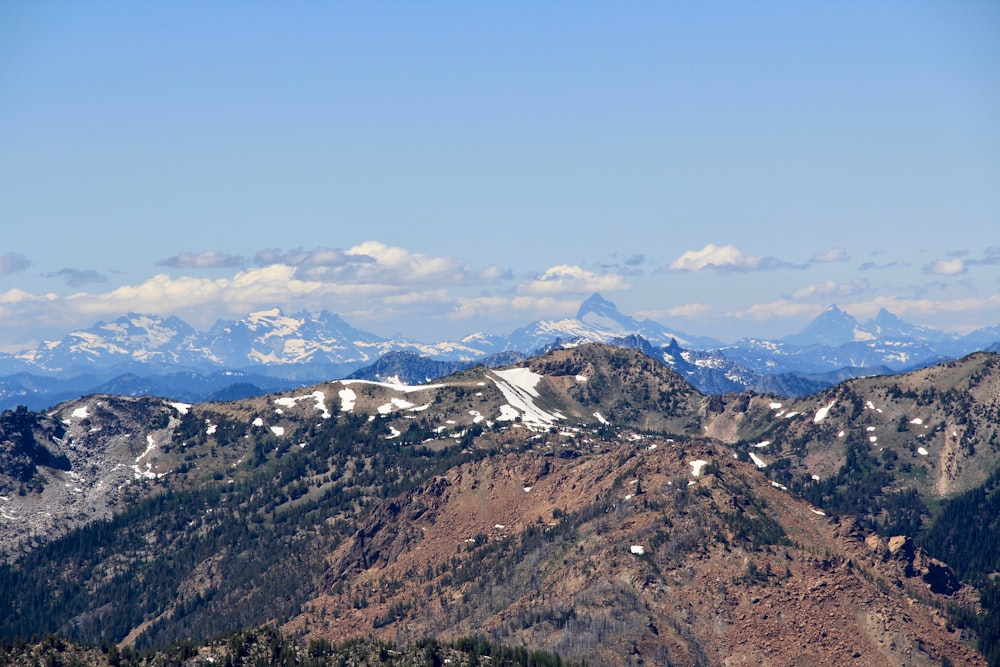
[575,293,622,320]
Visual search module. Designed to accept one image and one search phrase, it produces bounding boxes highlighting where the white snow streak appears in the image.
[340,379,445,393]
[338,388,357,412]
[813,400,836,423]
[378,397,415,415]
[490,368,565,429]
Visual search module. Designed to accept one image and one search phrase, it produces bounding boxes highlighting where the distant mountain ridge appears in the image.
[1,295,997,410]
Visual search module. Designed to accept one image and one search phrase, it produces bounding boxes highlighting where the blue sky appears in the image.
[1,1,998,349]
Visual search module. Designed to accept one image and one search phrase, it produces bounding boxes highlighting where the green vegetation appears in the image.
[0,413,476,651]
[0,628,582,667]
[796,431,927,536]
[922,467,1000,666]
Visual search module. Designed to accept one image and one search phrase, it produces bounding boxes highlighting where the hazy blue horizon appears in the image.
[2,2,998,348]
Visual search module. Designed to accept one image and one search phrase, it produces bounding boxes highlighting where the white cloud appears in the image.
[842,295,1000,330]
[56,266,400,327]
[727,301,827,321]
[258,242,506,286]
[158,251,246,269]
[668,244,792,273]
[448,295,579,321]
[790,279,869,301]
[810,247,849,263]
[0,288,57,305]
[724,295,1000,335]
[924,258,966,276]
[518,265,628,295]
[0,241,520,342]
[635,304,712,321]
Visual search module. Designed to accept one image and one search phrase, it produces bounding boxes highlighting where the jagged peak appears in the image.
[575,293,621,320]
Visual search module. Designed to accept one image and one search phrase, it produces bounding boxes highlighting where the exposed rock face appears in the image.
[864,533,963,596]
[335,478,452,579]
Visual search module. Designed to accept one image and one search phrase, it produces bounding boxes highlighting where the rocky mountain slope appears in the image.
[1,345,999,665]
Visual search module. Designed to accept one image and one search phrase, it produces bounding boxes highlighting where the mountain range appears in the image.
[1,294,998,412]
[2,343,999,665]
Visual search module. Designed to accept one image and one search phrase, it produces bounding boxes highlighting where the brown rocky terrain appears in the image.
[290,431,982,666]
[2,344,998,665]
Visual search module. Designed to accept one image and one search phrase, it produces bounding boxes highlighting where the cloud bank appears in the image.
[668,244,797,273]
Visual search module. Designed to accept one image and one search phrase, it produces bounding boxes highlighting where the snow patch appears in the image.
[489,368,565,429]
[378,397,415,415]
[769,402,782,410]
[497,405,520,422]
[813,400,836,423]
[270,426,285,436]
[338,388,357,412]
[749,452,767,469]
[753,441,770,448]
[593,411,609,425]
[169,402,191,415]
[917,447,928,456]
[910,417,923,425]
[341,379,445,393]
[71,406,89,419]
[273,391,330,419]
[252,417,264,427]
[132,435,165,480]
[689,460,708,477]
[575,375,588,382]
[630,545,645,555]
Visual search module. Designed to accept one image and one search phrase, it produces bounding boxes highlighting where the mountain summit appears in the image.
[782,304,863,347]
[575,293,636,331]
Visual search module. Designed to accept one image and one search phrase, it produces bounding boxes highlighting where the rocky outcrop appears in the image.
[334,477,452,579]
[865,533,962,595]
